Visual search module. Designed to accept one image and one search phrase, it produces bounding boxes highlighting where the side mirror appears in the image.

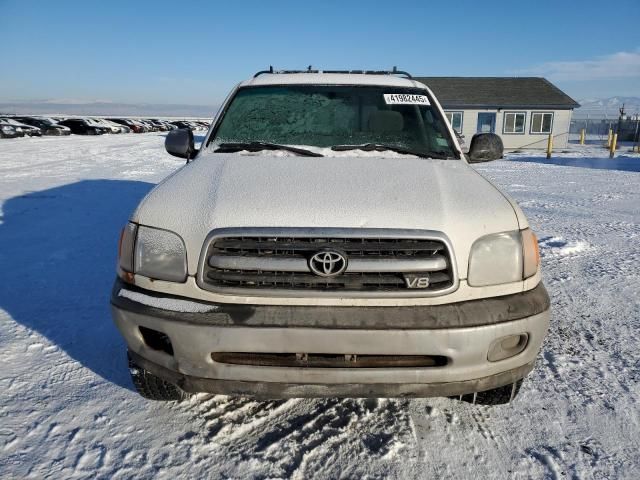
[165,128,196,160]
[467,133,503,163]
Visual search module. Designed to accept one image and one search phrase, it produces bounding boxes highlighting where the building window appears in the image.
[503,112,526,134]
[530,112,554,134]
[445,111,463,133]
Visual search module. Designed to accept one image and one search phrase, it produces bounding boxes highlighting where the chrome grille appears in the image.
[199,229,457,297]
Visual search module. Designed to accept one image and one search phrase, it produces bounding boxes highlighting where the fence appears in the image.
[570,117,640,142]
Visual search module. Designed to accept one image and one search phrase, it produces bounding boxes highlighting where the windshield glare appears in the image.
[210,85,458,158]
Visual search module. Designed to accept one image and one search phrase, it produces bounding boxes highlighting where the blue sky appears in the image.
[1,0,639,105]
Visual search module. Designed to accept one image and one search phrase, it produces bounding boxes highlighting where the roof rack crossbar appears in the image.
[253,66,412,79]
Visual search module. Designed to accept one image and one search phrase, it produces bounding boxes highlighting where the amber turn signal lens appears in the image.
[121,270,135,284]
[118,222,137,273]
[522,229,539,279]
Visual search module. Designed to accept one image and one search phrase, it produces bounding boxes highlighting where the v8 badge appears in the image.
[403,274,430,289]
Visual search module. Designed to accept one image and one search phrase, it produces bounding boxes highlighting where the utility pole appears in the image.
[616,104,625,139]
[634,113,640,153]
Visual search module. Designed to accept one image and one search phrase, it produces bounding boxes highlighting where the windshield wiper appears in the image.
[331,143,449,159]
[215,142,323,157]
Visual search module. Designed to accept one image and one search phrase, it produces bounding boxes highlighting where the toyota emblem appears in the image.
[308,250,348,277]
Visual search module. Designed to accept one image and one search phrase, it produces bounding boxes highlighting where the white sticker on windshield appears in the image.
[384,94,430,105]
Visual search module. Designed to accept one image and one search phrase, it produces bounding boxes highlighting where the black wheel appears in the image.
[457,379,523,405]
[128,353,189,401]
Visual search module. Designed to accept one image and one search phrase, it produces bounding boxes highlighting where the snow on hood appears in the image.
[132,152,519,277]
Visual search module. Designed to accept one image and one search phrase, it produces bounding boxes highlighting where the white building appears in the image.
[415,77,580,150]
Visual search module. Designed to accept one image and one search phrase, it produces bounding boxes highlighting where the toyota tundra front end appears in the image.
[111,69,550,405]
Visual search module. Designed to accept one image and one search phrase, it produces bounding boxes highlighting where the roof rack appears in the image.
[253,66,412,79]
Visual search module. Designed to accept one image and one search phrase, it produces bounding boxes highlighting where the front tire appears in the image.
[457,379,523,405]
[128,353,189,401]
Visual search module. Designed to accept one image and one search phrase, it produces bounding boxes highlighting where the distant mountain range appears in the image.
[0,100,219,118]
[574,97,640,119]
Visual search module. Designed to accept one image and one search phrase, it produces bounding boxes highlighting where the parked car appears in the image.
[169,120,196,130]
[111,69,549,406]
[164,122,178,131]
[111,118,147,133]
[136,119,158,132]
[152,120,170,131]
[0,118,42,136]
[96,118,132,133]
[139,119,158,131]
[84,118,119,133]
[153,120,177,131]
[147,119,164,131]
[110,121,131,133]
[13,116,72,136]
[58,118,108,135]
[0,119,25,138]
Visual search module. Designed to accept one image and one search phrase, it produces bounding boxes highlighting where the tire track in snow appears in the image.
[169,396,414,478]
[521,437,630,480]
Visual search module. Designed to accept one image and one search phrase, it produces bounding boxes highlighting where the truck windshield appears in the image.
[209,85,459,158]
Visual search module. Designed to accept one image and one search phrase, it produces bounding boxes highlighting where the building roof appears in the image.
[414,77,580,110]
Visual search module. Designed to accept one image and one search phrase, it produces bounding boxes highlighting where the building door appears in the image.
[477,113,496,133]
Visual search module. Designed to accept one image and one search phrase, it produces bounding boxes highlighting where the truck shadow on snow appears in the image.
[0,179,155,390]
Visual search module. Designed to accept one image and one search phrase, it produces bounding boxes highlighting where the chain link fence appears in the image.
[570,117,640,142]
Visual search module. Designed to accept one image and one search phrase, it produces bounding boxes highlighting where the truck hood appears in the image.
[133,152,521,277]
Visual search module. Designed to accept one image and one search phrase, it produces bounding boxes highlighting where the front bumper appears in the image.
[111,279,550,398]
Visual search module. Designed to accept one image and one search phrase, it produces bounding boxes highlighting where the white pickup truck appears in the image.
[111,68,550,405]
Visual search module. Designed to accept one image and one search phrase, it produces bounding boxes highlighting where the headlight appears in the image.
[118,223,187,282]
[2,125,13,133]
[467,229,539,287]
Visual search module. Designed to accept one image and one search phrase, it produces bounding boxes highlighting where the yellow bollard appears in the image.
[606,129,612,148]
[580,129,585,145]
[546,134,553,159]
[609,133,618,158]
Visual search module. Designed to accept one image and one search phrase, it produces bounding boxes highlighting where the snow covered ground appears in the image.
[1,134,639,479]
